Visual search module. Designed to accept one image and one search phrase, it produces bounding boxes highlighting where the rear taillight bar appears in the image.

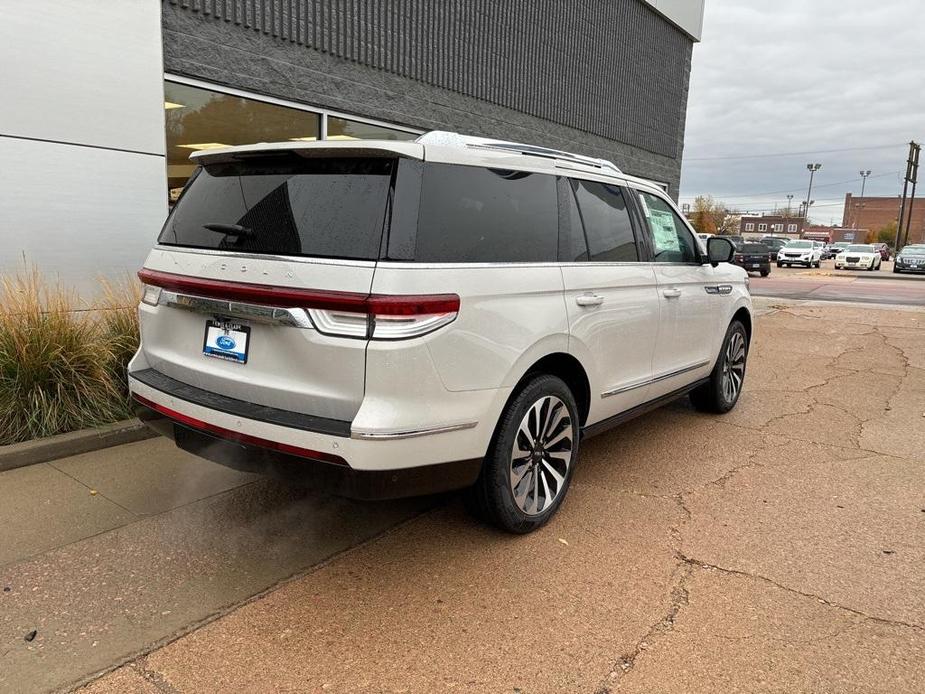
[133,393,348,466]
[138,268,459,340]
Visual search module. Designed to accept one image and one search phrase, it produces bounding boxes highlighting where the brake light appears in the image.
[735,254,744,262]
[138,269,460,340]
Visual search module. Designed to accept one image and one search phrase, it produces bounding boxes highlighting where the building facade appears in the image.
[740,215,804,239]
[1,0,705,290]
[843,194,924,245]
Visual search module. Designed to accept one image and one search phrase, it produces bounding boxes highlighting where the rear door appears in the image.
[136,154,400,422]
[632,188,719,399]
[559,177,659,423]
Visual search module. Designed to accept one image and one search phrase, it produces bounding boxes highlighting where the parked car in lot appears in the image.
[777,239,822,267]
[759,237,788,254]
[733,242,771,276]
[893,244,925,274]
[834,244,882,271]
[821,244,841,260]
[128,132,752,533]
[724,234,745,248]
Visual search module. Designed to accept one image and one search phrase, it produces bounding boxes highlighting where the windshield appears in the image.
[786,241,813,249]
[901,245,925,253]
[159,156,394,260]
[845,245,874,252]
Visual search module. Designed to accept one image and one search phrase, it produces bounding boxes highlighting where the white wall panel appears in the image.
[643,0,705,41]
[0,0,165,154]
[0,138,166,297]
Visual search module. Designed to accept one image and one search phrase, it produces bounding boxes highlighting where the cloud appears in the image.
[679,0,924,226]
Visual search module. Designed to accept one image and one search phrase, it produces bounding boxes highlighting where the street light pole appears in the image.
[859,170,871,198]
[786,194,794,217]
[805,163,822,223]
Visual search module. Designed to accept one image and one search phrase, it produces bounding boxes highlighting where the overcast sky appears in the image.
[679,0,925,225]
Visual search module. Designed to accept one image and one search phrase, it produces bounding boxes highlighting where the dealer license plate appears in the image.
[203,320,250,364]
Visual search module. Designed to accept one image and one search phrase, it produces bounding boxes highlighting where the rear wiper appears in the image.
[203,223,254,237]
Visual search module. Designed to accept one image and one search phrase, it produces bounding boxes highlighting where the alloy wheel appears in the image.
[509,395,573,516]
[721,331,747,403]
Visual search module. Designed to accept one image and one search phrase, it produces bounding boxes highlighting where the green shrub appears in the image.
[0,268,139,445]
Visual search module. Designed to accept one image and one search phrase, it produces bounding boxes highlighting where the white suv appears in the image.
[129,132,752,533]
[777,239,822,268]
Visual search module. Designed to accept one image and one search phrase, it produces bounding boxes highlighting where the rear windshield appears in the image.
[740,243,768,253]
[159,157,393,260]
[786,241,813,249]
[845,245,874,252]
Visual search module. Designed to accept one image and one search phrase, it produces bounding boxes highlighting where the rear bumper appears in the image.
[127,365,498,499]
[133,398,482,500]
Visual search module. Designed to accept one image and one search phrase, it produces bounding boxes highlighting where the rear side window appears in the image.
[158,157,393,260]
[413,164,558,262]
[570,180,638,262]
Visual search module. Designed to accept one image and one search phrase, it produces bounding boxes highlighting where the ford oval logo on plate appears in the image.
[216,335,237,351]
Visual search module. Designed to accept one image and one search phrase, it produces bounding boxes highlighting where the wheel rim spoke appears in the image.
[509,395,573,516]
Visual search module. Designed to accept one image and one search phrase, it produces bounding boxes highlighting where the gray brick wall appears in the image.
[162,0,692,195]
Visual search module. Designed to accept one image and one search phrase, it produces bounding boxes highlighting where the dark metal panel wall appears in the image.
[163,0,691,161]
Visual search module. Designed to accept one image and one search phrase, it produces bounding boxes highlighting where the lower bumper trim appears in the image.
[134,399,484,500]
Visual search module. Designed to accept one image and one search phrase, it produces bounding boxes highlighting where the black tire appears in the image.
[776,261,782,268]
[893,266,900,274]
[760,269,769,277]
[690,321,748,414]
[465,375,579,534]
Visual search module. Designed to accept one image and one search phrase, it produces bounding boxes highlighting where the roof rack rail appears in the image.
[415,131,622,175]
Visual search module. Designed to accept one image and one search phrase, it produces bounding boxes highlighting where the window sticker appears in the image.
[650,209,681,253]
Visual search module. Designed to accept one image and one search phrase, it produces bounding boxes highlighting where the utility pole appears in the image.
[895,142,921,250]
[805,163,822,223]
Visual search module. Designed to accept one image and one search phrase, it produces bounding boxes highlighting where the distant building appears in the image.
[803,227,867,243]
[843,194,924,245]
[739,215,804,238]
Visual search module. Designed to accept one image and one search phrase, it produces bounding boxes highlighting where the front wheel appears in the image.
[465,375,579,533]
[690,321,748,414]
[776,261,782,267]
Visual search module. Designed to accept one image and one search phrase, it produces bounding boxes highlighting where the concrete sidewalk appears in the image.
[3,300,925,692]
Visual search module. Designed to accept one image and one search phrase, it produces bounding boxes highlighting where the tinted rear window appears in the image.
[158,157,393,260]
[741,243,768,253]
[570,180,638,262]
[413,164,558,263]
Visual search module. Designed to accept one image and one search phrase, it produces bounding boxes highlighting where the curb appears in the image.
[0,419,155,473]
[796,268,925,282]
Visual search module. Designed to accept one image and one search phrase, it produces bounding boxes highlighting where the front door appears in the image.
[633,189,718,399]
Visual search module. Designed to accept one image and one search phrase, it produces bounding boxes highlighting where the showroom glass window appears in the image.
[327,116,418,141]
[164,82,320,203]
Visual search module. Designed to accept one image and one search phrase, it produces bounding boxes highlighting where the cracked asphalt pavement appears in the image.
[4,299,925,693]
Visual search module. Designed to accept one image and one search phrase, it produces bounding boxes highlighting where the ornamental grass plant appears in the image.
[0,267,140,445]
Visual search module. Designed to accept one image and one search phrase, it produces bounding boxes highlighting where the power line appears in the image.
[685,143,905,162]
[713,171,899,200]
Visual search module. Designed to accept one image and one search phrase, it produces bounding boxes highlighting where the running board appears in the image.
[581,378,710,439]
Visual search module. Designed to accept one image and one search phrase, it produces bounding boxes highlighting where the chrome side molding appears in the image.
[601,360,711,398]
[351,421,478,440]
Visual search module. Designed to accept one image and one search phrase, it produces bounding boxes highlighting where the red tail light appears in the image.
[138,269,459,340]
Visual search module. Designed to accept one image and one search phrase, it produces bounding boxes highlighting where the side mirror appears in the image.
[707,237,735,266]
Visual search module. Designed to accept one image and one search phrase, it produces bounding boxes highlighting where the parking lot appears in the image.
[2,297,924,693]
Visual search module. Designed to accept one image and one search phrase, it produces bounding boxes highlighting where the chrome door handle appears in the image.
[575,293,604,307]
[662,288,682,299]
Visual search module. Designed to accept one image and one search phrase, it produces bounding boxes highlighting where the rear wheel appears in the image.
[776,261,782,267]
[690,321,748,414]
[465,375,579,534]
[760,269,769,277]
